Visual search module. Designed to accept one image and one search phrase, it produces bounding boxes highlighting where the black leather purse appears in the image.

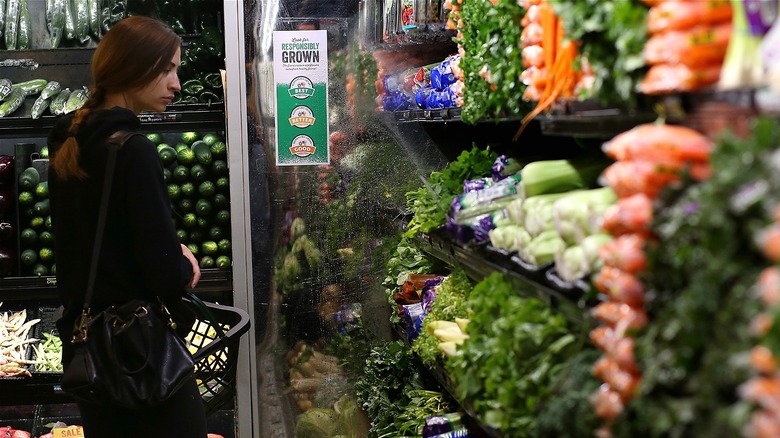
[60,131,194,409]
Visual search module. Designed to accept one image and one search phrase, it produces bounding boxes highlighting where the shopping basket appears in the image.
[182,293,251,415]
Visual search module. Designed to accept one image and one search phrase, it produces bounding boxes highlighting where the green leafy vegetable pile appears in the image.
[355,340,453,437]
[412,268,474,367]
[445,272,580,436]
[612,119,780,437]
[552,0,648,108]
[458,0,531,124]
[405,146,497,238]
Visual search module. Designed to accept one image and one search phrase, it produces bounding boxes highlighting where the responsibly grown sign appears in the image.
[273,30,329,166]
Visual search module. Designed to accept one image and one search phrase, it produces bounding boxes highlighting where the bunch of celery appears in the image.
[488,159,615,279]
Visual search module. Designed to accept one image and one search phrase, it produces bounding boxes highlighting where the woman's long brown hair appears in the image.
[52,16,182,179]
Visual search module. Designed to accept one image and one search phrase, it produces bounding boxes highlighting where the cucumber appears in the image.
[20,249,37,266]
[0,79,11,101]
[5,0,20,49]
[177,198,194,213]
[198,180,215,198]
[39,230,54,246]
[196,217,208,229]
[211,159,228,176]
[209,141,227,159]
[191,141,212,165]
[172,165,189,182]
[63,87,88,113]
[49,0,65,47]
[0,87,24,117]
[16,0,29,49]
[0,0,5,39]
[64,0,75,40]
[157,145,177,166]
[188,229,204,244]
[195,198,212,217]
[182,213,197,229]
[167,183,181,201]
[20,228,37,246]
[87,0,99,38]
[189,163,208,182]
[17,191,34,205]
[208,226,223,242]
[180,182,195,197]
[176,148,195,166]
[15,79,48,96]
[162,168,171,184]
[74,0,88,42]
[176,229,187,242]
[215,255,231,269]
[32,263,49,276]
[201,241,218,256]
[34,200,50,217]
[35,181,49,198]
[50,88,71,115]
[217,239,231,254]
[45,0,53,31]
[212,193,228,210]
[199,256,215,269]
[201,133,221,146]
[31,95,51,119]
[40,81,62,100]
[19,167,40,190]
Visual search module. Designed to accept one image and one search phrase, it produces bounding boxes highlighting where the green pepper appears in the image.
[203,73,222,89]
[182,79,204,96]
[198,91,220,104]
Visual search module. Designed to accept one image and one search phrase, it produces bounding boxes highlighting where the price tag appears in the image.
[53,426,85,438]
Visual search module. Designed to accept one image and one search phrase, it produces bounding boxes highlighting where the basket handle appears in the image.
[184,292,227,339]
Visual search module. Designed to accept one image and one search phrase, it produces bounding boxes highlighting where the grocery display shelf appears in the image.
[0,105,226,138]
[417,229,597,327]
[0,268,233,301]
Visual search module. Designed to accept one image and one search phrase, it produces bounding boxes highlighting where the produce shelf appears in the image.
[0,106,226,138]
[391,323,504,438]
[0,268,233,301]
[417,230,596,327]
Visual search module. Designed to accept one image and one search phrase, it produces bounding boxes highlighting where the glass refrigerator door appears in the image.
[233,0,459,435]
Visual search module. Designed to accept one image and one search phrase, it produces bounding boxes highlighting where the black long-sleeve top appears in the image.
[48,107,194,359]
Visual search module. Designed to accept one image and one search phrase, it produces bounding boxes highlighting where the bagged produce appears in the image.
[647,0,733,35]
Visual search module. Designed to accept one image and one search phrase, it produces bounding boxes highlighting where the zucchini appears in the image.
[16,0,30,50]
[49,0,65,47]
[5,0,20,50]
[63,87,88,113]
[50,88,71,115]
[64,0,75,40]
[40,81,62,100]
[189,163,208,182]
[74,0,88,42]
[0,79,11,101]
[31,95,51,119]
[0,87,24,117]
[15,79,48,96]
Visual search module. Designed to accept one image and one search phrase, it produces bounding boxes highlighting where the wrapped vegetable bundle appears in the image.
[639,0,733,94]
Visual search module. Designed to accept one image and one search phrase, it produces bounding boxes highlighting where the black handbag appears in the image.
[60,131,195,409]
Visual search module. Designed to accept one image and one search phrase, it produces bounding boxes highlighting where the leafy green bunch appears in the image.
[412,268,474,367]
[446,272,578,436]
[405,146,497,238]
[552,0,648,108]
[459,0,531,124]
[354,341,452,438]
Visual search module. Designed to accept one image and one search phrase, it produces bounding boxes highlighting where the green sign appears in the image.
[273,30,329,166]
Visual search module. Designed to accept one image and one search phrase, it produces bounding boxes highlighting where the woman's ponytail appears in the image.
[51,88,104,180]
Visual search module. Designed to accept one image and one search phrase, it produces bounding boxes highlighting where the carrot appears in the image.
[515,40,577,140]
[539,2,556,69]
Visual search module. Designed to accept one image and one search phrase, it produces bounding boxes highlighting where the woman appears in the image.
[47,16,207,437]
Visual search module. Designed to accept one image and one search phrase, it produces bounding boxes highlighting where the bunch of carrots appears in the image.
[739,210,780,438]
[516,0,587,138]
[639,0,733,94]
[590,122,714,437]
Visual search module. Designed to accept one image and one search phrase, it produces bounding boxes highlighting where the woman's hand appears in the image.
[181,243,201,289]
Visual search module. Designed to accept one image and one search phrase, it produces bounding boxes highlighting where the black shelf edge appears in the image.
[0,107,226,137]
[416,231,595,327]
[0,268,233,301]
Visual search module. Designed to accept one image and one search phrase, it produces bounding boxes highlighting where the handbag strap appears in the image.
[82,130,140,310]
[185,292,227,338]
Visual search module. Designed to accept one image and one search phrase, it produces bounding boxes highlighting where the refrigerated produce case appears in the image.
[0,1,257,436]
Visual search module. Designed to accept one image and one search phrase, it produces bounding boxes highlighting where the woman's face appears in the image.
[131,46,181,113]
